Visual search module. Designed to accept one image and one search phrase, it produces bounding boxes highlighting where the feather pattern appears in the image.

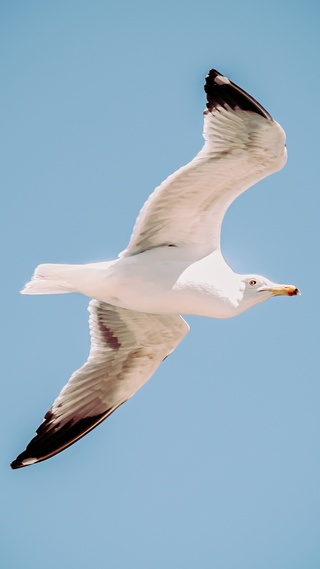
[120,70,286,258]
[11,302,189,468]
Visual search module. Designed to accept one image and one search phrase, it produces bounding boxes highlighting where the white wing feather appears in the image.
[120,72,286,258]
[11,302,189,468]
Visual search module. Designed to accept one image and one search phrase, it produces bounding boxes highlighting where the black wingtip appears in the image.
[204,68,272,120]
[11,455,37,470]
[10,408,118,469]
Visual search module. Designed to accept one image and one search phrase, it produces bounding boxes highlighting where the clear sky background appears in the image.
[1,1,319,568]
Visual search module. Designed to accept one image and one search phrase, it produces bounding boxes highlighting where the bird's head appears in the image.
[239,274,301,310]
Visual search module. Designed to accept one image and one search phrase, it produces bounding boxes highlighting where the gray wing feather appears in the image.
[120,69,286,258]
[11,302,189,468]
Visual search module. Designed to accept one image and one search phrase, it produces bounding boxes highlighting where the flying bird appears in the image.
[11,69,300,469]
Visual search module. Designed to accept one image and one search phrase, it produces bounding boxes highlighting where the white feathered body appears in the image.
[22,111,286,318]
[23,248,245,318]
[11,69,297,470]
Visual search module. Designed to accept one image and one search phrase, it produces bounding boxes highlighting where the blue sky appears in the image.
[1,1,319,568]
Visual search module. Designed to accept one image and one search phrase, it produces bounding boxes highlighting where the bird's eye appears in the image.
[248,279,257,286]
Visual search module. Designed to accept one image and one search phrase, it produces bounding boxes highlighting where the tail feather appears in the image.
[21,263,79,295]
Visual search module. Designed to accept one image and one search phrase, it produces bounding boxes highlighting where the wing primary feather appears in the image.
[204,69,272,120]
[10,403,126,469]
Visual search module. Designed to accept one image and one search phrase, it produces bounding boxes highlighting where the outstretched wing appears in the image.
[11,302,189,469]
[120,69,286,258]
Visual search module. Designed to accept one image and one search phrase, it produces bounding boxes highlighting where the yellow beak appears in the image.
[259,284,301,297]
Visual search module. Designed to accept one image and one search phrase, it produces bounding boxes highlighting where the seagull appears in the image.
[11,69,300,470]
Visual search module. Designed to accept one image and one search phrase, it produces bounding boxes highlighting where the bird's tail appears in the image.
[21,264,80,295]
